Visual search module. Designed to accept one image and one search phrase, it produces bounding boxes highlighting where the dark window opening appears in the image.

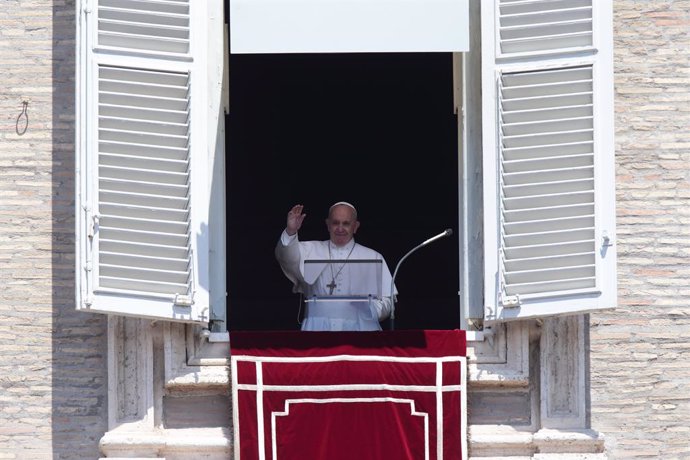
[227,53,459,331]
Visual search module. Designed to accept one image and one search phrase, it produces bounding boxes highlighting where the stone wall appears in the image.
[590,1,690,458]
[1,1,689,459]
[0,1,108,458]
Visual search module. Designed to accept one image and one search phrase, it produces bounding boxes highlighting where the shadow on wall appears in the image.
[52,2,108,458]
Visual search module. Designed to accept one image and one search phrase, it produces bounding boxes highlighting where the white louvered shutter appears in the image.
[496,0,593,56]
[76,0,213,323]
[482,0,616,322]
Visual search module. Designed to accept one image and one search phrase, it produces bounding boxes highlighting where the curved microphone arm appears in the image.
[389,228,453,330]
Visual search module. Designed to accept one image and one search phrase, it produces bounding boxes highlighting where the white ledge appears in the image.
[466,330,485,342]
[100,427,232,459]
[533,429,605,454]
[165,365,230,389]
[469,426,605,457]
[209,332,230,343]
[467,368,530,387]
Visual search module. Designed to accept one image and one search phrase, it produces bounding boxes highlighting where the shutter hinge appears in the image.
[174,294,193,307]
[602,231,614,248]
[83,296,93,307]
[89,214,100,239]
[502,294,520,308]
[84,206,99,240]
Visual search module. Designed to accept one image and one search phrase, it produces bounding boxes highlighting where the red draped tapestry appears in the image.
[231,330,467,460]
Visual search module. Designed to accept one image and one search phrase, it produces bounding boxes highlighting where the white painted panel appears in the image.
[98,0,191,54]
[230,0,469,54]
[498,0,593,56]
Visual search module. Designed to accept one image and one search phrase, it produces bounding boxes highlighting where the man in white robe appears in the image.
[275,202,396,331]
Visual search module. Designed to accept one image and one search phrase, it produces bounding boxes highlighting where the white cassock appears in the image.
[276,230,397,331]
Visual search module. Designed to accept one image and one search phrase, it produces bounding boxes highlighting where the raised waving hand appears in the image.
[286,204,306,236]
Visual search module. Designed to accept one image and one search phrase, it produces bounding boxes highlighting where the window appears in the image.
[76,0,615,329]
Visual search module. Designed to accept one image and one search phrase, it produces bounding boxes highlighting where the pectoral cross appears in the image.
[327,280,337,295]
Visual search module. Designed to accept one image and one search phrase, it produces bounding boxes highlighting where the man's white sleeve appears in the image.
[374,257,396,320]
[373,297,393,321]
[275,231,304,292]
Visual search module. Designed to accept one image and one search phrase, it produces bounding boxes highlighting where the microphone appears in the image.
[389,229,453,330]
[421,228,453,247]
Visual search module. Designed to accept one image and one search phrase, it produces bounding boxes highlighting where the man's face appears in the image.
[326,205,360,247]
